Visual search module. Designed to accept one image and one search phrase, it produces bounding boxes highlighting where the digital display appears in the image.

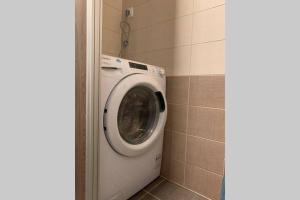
[129,62,148,70]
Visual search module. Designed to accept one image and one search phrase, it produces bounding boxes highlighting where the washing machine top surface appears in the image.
[101,54,166,78]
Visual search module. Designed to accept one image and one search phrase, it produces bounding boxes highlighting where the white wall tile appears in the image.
[123,0,149,8]
[102,29,121,56]
[194,0,225,12]
[123,1,225,76]
[168,46,192,76]
[103,4,122,33]
[191,40,225,75]
[175,0,194,17]
[192,5,225,44]
[103,0,123,11]
[173,15,193,47]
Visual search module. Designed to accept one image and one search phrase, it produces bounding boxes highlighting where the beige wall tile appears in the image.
[123,0,149,8]
[185,164,223,200]
[102,0,122,57]
[165,104,188,133]
[104,0,123,11]
[146,46,191,76]
[166,76,189,105]
[123,53,149,64]
[191,40,225,75]
[189,75,225,108]
[102,29,121,56]
[129,0,194,30]
[124,0,193,27]
[186,136,224,175]
[126,2,152,30]
[133,52,149,64]
[147,49,172,70]
[194,0,225,12]
[174,0,194,17]
[192,6,225,44]
[148,21,174,51]
[123,52,136,61]
[150,0,194,25]
[168,46,192,76]
[124,1,225,77]
[188,107,225,142]
[171,133,186,162]
[126,31,137,54]
[127,28,150,54]
[169,160,185,185]
[173,15,193,47]
[150,0,175,26]
[148,15,193,51]
[103,4,122,33]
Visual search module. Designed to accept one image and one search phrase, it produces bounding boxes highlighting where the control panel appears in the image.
[101,54,165,77]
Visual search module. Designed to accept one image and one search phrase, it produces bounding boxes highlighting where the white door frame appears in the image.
[85,0,101,199]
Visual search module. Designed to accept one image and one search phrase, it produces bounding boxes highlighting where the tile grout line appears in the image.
[126,3,225,33]
[188,134,225,144]
[190,105,225,111]
[165,129,225,145]
[145,178,166,192]
[160,175,212,200]
[143,190,161,200]
[123,0,151,10]
[136,178,165,200]
[167,102,225,111]
[194,3,225,14]
[128,13,193,33]
[189,0,195,77]
[186,162,225,177]
[142,178,166,200]
[183,77,192,186]
[127,39,225,57]
[103,1,123,12]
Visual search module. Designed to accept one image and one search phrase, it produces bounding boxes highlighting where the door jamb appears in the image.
[85,0,101,199]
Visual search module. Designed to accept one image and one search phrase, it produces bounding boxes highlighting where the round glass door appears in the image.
[117,86,160,145]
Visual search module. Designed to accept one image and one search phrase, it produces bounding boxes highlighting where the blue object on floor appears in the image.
[220,176,225,200]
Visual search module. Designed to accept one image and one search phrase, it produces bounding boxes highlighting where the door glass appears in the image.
[118,86,160,145]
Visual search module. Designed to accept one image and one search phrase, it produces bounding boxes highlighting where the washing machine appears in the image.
[99,55,167,200]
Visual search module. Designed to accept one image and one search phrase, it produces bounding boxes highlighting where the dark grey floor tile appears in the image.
[144,176,166,192]
[128,190,147,200]
[190,194,208,200]
[150,181,206,200]
[128,190,160,200]
[141,194,159,200]
[149,181,176,199]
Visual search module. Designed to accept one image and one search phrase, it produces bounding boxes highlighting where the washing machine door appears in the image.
[104,74,167,157]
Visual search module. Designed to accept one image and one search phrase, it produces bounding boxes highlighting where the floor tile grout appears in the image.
[134,176,211,200]
[158,176,211,200]
[143,177,166,193]
[143,190,161,200]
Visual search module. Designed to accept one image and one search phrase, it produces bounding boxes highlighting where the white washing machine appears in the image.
[99,55,167,200]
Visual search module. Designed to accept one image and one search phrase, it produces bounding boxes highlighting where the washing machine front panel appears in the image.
[104,74,167,157]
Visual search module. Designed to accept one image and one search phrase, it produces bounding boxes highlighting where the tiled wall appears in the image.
[102,0,123,56]
[121,0,225,199]
[122,0,225,76]
[162,75,225,200]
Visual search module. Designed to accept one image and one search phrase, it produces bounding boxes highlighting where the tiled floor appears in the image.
[129,177,208,200]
